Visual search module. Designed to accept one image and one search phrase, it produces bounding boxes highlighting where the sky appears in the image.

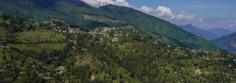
[130,0,236,18]
[81,0,236,30]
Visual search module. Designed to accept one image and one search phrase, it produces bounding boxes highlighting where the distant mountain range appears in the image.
[208,28,233,38]
[211,32,236,52]
[180,24,236,52]
[0,0,217,50]
[180,24,234,40]
[180,24,217,40]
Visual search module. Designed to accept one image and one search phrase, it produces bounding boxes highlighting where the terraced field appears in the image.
[16,29,65,41]
[9,43,66,52]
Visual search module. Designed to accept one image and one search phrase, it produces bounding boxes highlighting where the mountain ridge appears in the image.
[100,5,217,50]
[211,32,236,52]
[180,24,218,40]
[0,0,217,50]
[208,28,233,38]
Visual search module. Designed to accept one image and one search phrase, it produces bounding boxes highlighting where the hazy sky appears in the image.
[82,0,236,30]
[129,0,236,19]
[129,0,236,30]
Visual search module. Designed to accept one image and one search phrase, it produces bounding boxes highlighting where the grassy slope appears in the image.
[0,28,7,40]
[0,16,235,82]
[76,27,236,82]
[16,29,65,41]
[0,49,4,64]
[9,43,66,52]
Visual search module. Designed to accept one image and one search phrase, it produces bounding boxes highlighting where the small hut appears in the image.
[0,41,6,48]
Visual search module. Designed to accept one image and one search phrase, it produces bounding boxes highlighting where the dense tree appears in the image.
[0,15,235,82]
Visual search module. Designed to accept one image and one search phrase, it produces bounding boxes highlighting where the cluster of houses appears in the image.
[43,21,75,35]
[0,41,6,48]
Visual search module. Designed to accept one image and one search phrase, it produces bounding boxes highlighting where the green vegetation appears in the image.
[16,30,65,41]
[211,32,236,53]
[9,43,66,52]
[0,0,126,29]
[100,5,217,50]
[0,0,217,50]
[0,15,235,82]
[0,49,4,64]
[0,28,7,40]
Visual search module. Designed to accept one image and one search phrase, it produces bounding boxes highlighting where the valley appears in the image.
[0,0,236,82]
[0,14,236,82]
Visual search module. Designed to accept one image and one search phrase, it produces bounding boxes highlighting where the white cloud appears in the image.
[140,5,203,24]
[139,6,236,31]
[81,0,200,23]
[199,19,236,30]
[175,12,204,23]
[80,0,101,7]
[81,0,130,7]
[140,6,153,14]
[176,12,195,21]
[156,6,175,19]
[81,1,236,30]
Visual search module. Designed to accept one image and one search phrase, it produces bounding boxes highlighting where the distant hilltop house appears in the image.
[68,29,75,34]
[42,21,75,34]
[0,41,6,48]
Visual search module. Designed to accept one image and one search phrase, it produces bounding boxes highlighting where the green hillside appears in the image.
[211,32,236,53]
[0,0,217,50]
[0,14,236,82]
[0,0,127,29]
[100,5,217,50]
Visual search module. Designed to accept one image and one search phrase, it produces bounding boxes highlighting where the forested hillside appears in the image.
[0,0,127,29]
[0,14,236,83]
[211,32,236,53]
[0,0,217,50]
[100,5,217,50]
